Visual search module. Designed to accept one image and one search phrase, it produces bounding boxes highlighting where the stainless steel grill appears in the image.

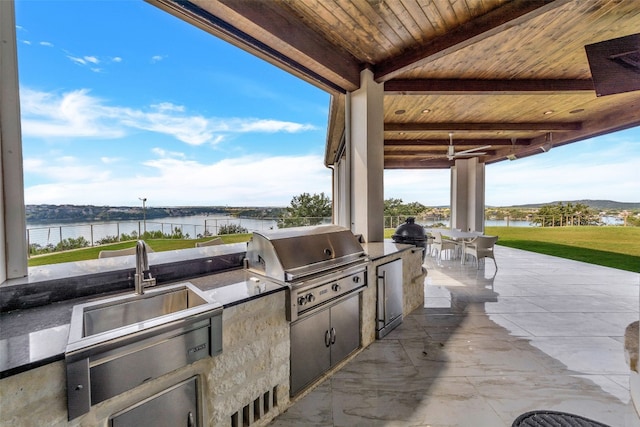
[245,225,368,395]
[245,225,368,322]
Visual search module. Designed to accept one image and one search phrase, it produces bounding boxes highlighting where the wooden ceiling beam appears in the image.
[374,0,571,82]
[153,0,361,93]
[385,159,453,170]
[384,138,532,146]
[384,79,595,95]
[215,0,362,91]
[384,150,499,156]
[385,122,581,132]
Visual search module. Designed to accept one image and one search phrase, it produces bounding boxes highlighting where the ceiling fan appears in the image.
[445,132,491,160]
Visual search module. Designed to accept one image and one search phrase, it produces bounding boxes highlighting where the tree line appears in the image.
[379,199,639,227]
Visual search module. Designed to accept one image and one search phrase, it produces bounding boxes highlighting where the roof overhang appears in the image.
[147,0,640,169]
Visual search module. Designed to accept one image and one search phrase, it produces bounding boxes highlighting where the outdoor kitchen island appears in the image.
[0,238,426,427]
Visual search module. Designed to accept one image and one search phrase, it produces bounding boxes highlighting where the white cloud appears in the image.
[100,157,123,164]
[65,54,105,70]
[119,108,216,145]
[486,154,640,205]
[237,119,316,133]
[24,154,332,206]
[20,87,317,145]
[20,88,124,138]
[151,55,165,63]
[111,57,122,63]
[39,41,54,47]
[382,129,640,207]
[24,155,111,183]
[22,40,32,45]
[67,55,86,65]
[23,157,44,171]
[151,147,186,159]
[151,102,184,113]
[385,169,450,205]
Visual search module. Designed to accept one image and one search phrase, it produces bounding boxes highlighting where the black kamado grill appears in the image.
[392,217,427,259]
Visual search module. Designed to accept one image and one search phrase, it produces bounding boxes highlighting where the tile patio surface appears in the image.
[270,245,640,427]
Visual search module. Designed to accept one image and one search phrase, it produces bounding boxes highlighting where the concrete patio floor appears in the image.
[270,245,639,427]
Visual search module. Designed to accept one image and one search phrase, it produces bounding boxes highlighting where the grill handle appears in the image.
[324,330,331,347]
[330,327,336,345]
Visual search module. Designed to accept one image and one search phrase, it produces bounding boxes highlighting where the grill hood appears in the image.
[245,225,365,282]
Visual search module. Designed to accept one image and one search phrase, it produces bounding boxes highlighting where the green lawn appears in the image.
[484,226,640,272]
[30,227,640,273]
[28,234,252,267]
[384,225,639,272]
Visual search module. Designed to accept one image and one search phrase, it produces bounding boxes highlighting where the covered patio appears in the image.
[141,0,640,241]
[270,246,639,426]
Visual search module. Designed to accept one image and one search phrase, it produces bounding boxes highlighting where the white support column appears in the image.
[333,96,351,229]
[349,69,384,242]
[1,0,28,281]
[450,158,485,232]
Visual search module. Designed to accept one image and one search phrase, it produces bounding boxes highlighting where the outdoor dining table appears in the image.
[441,229,480,241]
[425,229,482,262]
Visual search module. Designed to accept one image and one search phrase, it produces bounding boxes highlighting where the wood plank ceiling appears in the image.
[148,0,640,169]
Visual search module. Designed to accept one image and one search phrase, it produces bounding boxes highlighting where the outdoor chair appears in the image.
[98,243,154,259]
[431,230,459,262]
[195,237,224,247]
[462,235,498,269]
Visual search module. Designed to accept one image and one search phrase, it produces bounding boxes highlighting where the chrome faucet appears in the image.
[134,240,156,294]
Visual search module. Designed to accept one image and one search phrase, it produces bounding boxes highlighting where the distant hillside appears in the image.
[504,200,640,210]
[25,204,286,224]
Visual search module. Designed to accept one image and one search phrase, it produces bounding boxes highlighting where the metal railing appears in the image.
[26,217,333,255]
[25,213,624,255]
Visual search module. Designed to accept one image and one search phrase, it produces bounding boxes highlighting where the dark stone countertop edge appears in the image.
[0,270,286,379]
[0,354,64,379]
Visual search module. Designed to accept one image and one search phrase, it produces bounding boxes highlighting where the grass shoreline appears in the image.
[29,227,639,273]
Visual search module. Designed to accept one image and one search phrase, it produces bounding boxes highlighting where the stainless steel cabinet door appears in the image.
[290,308,331,395]
[111,377,198,427]
[377,259,403,326]
[329,294,360,366]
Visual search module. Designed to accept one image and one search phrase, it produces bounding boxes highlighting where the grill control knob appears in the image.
[305,293,316,303]
[297,296,306,306]
[331,283,341,292]
[352,276,361,283]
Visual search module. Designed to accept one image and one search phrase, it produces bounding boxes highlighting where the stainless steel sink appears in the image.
[81,283,208,337]
[65,282,223,420]
[67,282,220,350]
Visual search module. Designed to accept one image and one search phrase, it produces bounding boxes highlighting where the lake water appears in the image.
[26,214,281,247]
[26,214,622,248]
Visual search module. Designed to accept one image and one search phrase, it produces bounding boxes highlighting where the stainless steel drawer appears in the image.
[111,377,199,427]
[66,315,220,420]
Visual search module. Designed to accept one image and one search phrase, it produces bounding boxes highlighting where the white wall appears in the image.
[349,69,384,242]
[1,0,28,282]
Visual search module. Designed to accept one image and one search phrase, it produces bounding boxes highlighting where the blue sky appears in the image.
[14,1,640,208]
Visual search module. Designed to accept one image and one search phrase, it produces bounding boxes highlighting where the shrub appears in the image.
[219,223,248,234]
[96,235,120,244]
[55,237,89,251]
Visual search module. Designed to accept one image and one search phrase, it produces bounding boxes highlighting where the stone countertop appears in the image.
[0,268,286,379]
[0,240,414,379]
[362,241,420,260]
